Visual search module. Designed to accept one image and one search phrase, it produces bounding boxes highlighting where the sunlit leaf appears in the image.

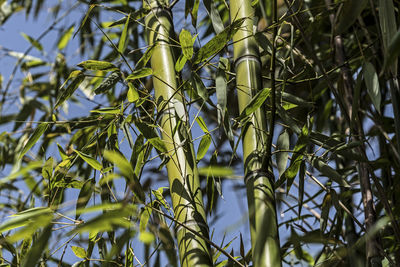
[193,18,245,64]
[74,149,102,171]
[58,25,74,50]
[19,123,49,160]
[77,60,117,71]
[71,246,87,259]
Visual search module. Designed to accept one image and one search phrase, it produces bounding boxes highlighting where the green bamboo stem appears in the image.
[144,1,212,266]
[230,2,282,266]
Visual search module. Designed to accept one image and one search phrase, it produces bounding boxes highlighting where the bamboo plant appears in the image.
[144,0,213,266]
[230,1,282,266]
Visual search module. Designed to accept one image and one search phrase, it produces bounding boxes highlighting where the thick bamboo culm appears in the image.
[230,1,282,266]
[144,1,213,266]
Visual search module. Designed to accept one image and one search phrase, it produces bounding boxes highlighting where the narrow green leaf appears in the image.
[238,88,271,123]
[75,178,95,220]
[42,157,53,181]
[309,156,350,188]
[19,123,48,159]
[74,149,102,171]
[196,134,211,160]
[196,116,209,133]
[55,70,85,108]
[58,25,74,50]
[21,32,43,51]
[1,161,43,186]
[191,72,208,102]
[336,0,368,34]
[320,193,331,232]
[179,29,194,59]
[94,71,121,94]
[73,4,96,39]
[22,225,52,267]
[384,28,400,71]
[203,0,224,34]
[103,150,144,201]
[139,231,155,244]
[175,54,187,72]
[118,13,130,53]
[90,107,121,114]
[276,129,290,178]
[71,246,87,259]
[363,62,381,113]
[216,57,228,125]
[127,83,139,102]
[379,0,397,53]
[77,60,117,71]
[298,160,305,215]
[148,137,167,153]
[125,68,153,80]
[136,45,154,70]
[193,18,245,64]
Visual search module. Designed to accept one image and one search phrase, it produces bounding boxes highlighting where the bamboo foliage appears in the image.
[144,0,213,266]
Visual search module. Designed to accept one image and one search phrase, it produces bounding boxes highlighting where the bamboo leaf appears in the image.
[193,18,245,64]
[135,45,154,69]
[127,83,139,102]
[203,0,224,34]
[77,60,117,71]
[75,178,95,220]
[148,137,167,153]
[0,207,52,233]
[309,156,350,188]
[58,25,74,50]
[216,57,228,125]
[126,68,153,80]
[336,0,368,34]
[19,123,48,159]
[238,88,271,123]
[1,161,43,185]
[74,149,102,171]
[196,116,209,133]
[276,129,290,178]
[196,134,211,160]
[179,29,194,59]
[90,107,121,114]
[22,225,52,267]
[379,0,397,53]
[191,72,208,102]
[298,160,305,216]
[383,28,400,71]
[21,32,43,51]
[175,54,187,72]
[118,13,130,53]
[55,70,85,108]
[363,62,381,113]
[94,71,121,94]
[103,150,145,201]
[73,4,96,38]
[42,157,53,181]
[71,246,87,259]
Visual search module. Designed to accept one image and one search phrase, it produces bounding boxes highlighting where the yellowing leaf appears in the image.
[71,246,87,259]
[58,25,74,50]
[77,60,117,71]
[127,83,139,102]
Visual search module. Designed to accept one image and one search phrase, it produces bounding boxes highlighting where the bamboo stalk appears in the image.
[143,1,213,266]
[230,1,282,266]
